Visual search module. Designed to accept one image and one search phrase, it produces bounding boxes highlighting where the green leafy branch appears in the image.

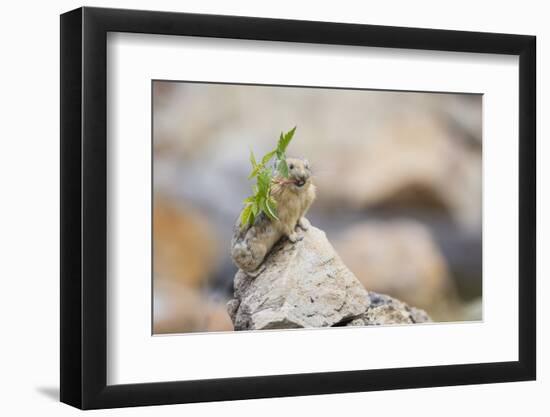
[240,127,297,228]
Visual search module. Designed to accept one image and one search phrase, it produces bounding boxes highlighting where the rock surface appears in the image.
[228,226,370,330]
[153,197,218,288]
[334,220,456,312]
[154,280,234,334]
[347,292,431,326]
[314,113,482,230]
[228,225,431,330]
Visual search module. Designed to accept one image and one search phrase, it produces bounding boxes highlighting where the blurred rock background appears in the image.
[152,81,482,334]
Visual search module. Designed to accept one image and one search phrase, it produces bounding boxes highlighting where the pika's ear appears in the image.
[304,159,310,169]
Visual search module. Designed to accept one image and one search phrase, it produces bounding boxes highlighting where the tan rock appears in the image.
[334,220,456,314]
[347,292,431,326]
[315,114,481,230]
[153,197,217,288]
[204,303,234,332]
[227,225,433,331]
[228,226,370,330]
[153,280,233,334]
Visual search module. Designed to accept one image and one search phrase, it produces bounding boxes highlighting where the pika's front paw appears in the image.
[288,232,304,243]
[297,217,311,231]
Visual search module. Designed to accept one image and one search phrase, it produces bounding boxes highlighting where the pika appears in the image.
[231,157,316,275]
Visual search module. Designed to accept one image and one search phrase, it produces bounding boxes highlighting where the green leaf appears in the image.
[260,198,277,221]
[277,158,289,178]
[248,166,260,179]
[277,126,296,154]
[240,203,254,228]
[251,201,259,218]
[247,149,258,179]
[257,169,272,195]
[261,149,277,165]
[249,149,257,168]
[265,198,278,220]
[243,127,297,225]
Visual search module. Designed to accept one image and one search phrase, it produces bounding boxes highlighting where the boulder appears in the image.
[227,225,432,330]
[347,292,431,326]
[314,113,482,231]
[154,280,233,334]
[153,197,218,288]
[334,220,456,314]
[228,226,370,330]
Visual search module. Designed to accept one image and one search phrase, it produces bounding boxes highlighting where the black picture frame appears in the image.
[60,6,536,410]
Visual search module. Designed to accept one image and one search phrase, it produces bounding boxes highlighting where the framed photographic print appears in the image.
[60,6,536,409]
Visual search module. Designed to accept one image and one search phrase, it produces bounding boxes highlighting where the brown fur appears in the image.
[231,158,316,274]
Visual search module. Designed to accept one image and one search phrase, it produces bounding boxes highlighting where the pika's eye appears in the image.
[289,163,294,170]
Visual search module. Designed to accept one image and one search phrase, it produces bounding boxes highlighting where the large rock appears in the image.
[153,197,218,288]
[334,220,457,315]
[227,225,433,330]
[314,113,482,231]
[154,280,234,334]
[228,226,370,330]
[347,292,431,326]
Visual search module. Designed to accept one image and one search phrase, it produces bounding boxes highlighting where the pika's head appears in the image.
[286,157,312,190]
